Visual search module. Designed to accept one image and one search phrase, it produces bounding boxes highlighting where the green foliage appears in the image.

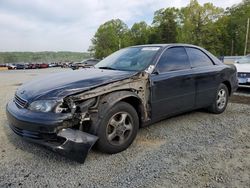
[90,0,250,57]
[0,52,91,64]
[178,0,224,54]
[130,21,150,45]
[152,8,178,43]
[226,0,250,55]
[89,19,131,59]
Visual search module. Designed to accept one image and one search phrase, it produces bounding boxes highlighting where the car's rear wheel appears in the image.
[208,83,229,114]
[96,102,139,154]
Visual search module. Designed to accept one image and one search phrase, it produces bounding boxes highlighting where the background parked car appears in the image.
[24,63,29,69]
[235,54,250,87]
[30,63,39,69]
[49,63,57,68]
[71,59,100,70]
[7,64,16,70]
[0,64,7,67]
[60,62,70,68]
[38,63,49,68]
[16,64,25,69]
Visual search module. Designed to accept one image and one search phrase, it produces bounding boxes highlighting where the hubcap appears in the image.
[106,112,133,146]
[216,89,227,110]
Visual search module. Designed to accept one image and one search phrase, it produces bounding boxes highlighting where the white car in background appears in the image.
[235,55,250,87]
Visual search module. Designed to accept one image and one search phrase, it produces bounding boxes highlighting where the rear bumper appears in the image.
[237,78,250,88]
[6,100,98,163]
[238,84,250,88]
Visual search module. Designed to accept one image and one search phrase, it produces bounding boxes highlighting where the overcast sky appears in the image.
[0,0,242,52]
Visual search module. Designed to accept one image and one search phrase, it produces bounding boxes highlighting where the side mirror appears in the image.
[152,69,159,75]
[145,65,156,74]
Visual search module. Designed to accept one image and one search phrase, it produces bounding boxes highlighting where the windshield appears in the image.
[238,56,250,64]
[95,46,161,71]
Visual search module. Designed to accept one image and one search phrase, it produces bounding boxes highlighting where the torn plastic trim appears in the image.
[55,128,98,163]
[26,128,98,163]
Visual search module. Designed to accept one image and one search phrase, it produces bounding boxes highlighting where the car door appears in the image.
[185,47,221,108]
[150,46,195,120]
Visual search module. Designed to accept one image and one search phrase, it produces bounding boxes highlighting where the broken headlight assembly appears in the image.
[28,100,65,113]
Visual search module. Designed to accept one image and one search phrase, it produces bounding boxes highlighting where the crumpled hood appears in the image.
[16,68,136,101]
[235,63,250,73]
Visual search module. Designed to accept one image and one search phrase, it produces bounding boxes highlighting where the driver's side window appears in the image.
[157,47,191,73]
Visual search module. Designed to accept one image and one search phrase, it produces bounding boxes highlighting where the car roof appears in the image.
[130,43,222,65]
[130,43,201,48]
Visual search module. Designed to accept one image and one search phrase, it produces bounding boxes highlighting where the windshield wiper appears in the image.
[98,66,117,70]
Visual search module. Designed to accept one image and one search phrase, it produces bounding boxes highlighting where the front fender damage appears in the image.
[51,72,150,163]
[68,71,151,121]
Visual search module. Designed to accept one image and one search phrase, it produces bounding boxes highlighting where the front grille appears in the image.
[14,94,28,108]
[238,72,250,78]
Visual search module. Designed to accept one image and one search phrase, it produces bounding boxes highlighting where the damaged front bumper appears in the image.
[6,100,98,163]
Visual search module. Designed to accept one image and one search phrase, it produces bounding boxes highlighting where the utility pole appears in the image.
[231,39,234,56]
[118,39,121,49]
[244,18,249,55]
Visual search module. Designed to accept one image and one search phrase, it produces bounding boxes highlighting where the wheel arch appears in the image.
[120,96,144,126]
[91,90,146,132]
[222,80,232,96]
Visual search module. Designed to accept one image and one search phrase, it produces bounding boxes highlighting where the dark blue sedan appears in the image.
[6,44,238,163]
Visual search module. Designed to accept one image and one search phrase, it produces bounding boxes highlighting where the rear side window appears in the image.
[157,47,190,73]
[185,47,214,67]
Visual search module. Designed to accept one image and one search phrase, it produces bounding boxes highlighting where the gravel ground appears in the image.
[0,68,250,188]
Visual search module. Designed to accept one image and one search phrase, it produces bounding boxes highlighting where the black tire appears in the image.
[208,83,229,114]
[96,102,139,154]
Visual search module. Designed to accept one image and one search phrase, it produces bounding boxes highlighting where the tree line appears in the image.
[0,51,91,64]
[89,0,250,59]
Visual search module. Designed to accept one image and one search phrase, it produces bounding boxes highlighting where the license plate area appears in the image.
[238,77,250,83]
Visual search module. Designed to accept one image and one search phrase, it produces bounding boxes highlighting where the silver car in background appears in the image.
[235,55,250,87]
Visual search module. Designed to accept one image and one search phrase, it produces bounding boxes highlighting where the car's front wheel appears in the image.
[208,83,229,114]
[96,102,139,154]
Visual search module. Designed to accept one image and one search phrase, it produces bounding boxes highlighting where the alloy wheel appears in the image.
[106,112,133,146]
[216,88,227,110]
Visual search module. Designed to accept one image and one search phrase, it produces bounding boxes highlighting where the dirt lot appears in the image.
[0,68,250,187]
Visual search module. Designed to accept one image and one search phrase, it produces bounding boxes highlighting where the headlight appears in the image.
[28,100,61,113]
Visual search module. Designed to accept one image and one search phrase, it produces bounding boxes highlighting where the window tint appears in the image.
[185,47,214,67]
[157,47,190,73]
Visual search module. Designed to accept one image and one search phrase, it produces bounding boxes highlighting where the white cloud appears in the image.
[0,0,242,52]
